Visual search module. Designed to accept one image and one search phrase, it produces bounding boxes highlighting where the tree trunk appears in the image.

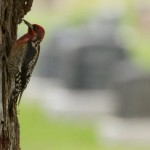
[0,0,33,149]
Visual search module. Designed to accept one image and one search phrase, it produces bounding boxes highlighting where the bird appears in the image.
[7,19,45,108]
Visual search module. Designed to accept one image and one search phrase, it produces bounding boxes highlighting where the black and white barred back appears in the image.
[9,40,40,106]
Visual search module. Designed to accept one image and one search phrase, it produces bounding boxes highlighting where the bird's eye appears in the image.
[33,26,38,31]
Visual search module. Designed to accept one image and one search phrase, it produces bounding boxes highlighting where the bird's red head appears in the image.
[23,19,45,42]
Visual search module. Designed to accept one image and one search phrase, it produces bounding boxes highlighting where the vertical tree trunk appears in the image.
[0,0,33,149]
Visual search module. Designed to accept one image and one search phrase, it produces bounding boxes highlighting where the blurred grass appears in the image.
[19,102,100,150]
[19,102,150,150]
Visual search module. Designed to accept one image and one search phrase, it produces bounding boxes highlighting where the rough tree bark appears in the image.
[0,0,33,149]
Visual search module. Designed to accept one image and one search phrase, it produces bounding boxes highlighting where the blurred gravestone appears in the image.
[52,17,127,89]
[114,73,150,118]
[112,59,150,117]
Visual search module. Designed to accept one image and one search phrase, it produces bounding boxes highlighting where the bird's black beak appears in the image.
[23,19,33,30]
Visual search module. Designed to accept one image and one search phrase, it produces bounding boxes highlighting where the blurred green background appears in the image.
[18,0,150,149]
[18,0,150,71]
[19,101,150,150]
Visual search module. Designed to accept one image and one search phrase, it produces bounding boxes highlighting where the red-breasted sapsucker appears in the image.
[8,19,45,107]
